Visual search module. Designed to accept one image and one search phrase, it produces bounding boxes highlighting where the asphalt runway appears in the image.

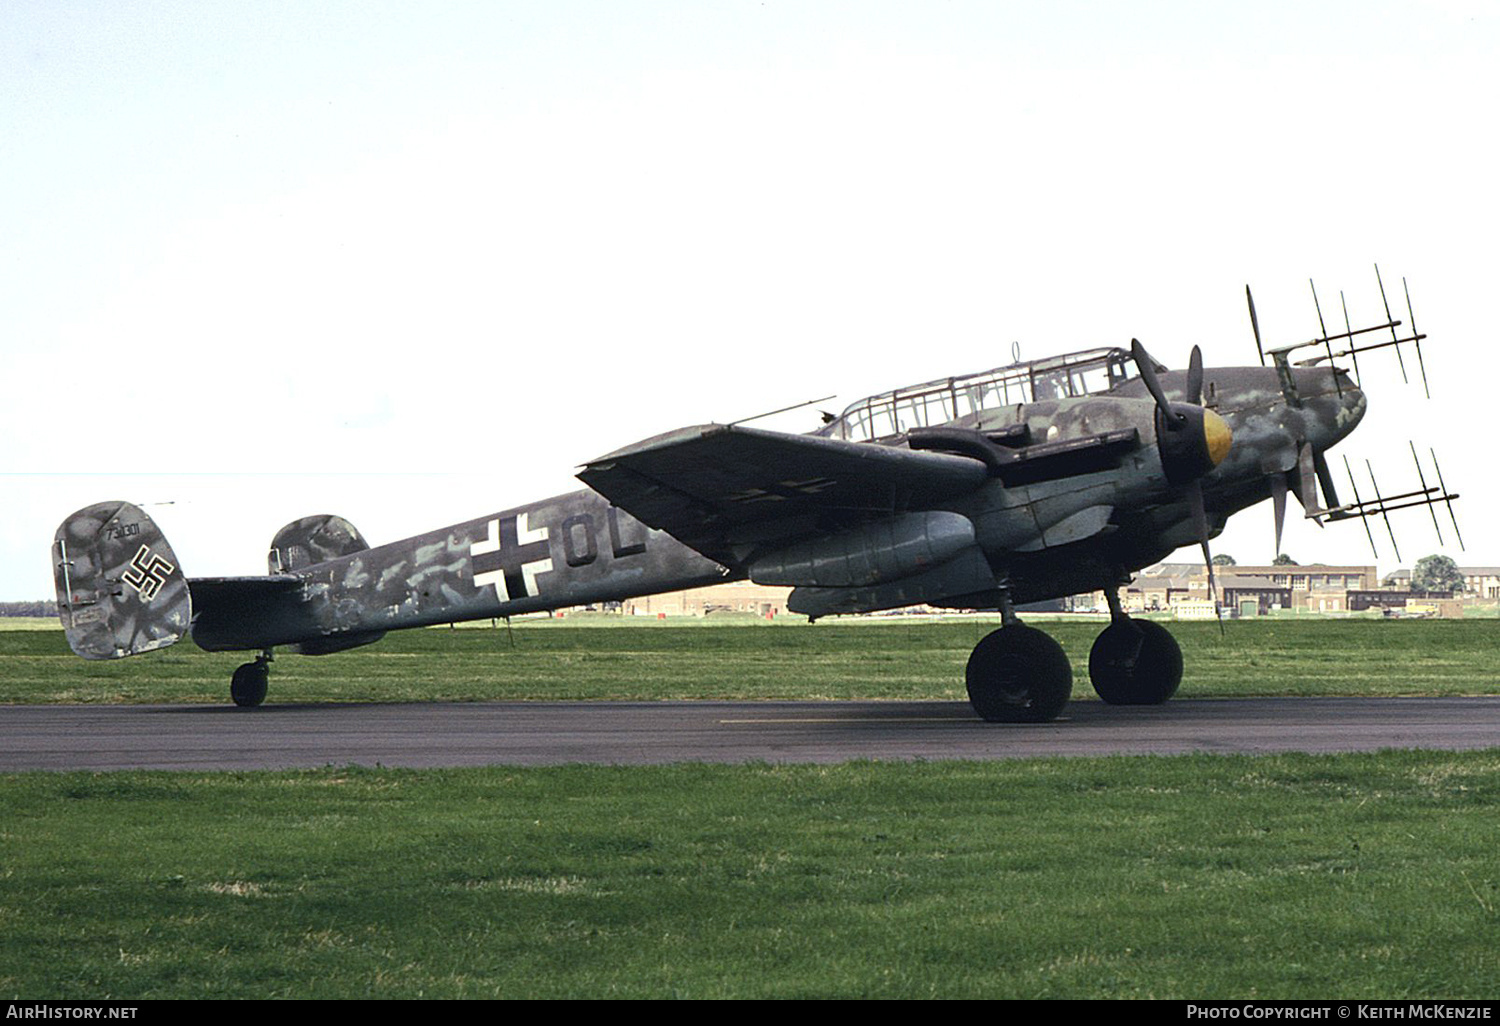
[3,696,1499,770]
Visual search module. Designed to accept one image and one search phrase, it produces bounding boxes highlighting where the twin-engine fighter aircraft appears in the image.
[52,276,1450,722]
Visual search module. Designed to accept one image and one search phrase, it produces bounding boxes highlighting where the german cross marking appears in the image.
[471,513,553,602]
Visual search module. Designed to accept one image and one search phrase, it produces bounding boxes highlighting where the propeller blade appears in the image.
[1295,443,1324,524]
[1186,480,1225,636]
[1187,480,1209,547]
[1130,338,1185,429]
[1186,345,1204,406]
[1246,286,1265,365]
[1313,450,1341,510]
[1270,474,1288,558]
[1202,539,1225,636]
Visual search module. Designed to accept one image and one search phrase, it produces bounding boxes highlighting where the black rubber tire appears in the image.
[230,661,269,708]
[1088,618,1183,705]
[965,625,1073,723]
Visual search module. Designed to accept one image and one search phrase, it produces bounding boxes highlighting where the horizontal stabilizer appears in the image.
[53,501,191,660]
[187,575,303,652]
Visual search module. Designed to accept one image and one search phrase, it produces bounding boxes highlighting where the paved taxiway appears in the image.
[2,697,1498,771]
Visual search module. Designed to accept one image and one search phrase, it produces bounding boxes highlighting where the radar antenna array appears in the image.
[1247,264,1430,407]
[1322,450,1463,562]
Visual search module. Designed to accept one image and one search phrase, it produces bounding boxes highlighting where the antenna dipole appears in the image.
[1430,448,1465,552]
[1246,285,1265,365]
[1310,279,1342,396]
[1366,459,1401,564]
[1374,265,1411,385]
[1339,290,1362,387]
[1403,277,1432,399]
[1409,441,1444,546]
[1342,455,1381,560]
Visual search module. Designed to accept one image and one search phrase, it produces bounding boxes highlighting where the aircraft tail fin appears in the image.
[268,514,370,573]
[53,501,191,660]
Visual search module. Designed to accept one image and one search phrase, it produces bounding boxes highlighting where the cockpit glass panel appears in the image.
[1071,363,1115,396]
[866,403,898,439]
[1030,370,1065,400]
[823,346,1131,441]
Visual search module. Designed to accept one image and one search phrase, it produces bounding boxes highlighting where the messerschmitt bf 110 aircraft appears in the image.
[53,271,1458,722]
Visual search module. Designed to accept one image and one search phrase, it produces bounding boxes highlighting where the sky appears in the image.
[3,0,1497,600]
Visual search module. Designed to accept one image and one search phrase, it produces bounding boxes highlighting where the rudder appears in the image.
[53,501,191,659]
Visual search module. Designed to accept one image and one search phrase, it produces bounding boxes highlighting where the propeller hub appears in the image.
[1204,408,1232,467]
[1156,404,1234,485]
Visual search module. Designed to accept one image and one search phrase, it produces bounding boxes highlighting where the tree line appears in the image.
[0,600,58,618]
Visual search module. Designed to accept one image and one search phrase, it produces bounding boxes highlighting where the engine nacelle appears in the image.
[749,511,977,588]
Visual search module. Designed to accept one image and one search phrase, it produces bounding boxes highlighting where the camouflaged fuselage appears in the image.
[189,490,729,652]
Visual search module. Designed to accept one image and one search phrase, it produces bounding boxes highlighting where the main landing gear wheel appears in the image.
[230,657,270,708]
[966,625,1073,723]
[1088,617,1183,705]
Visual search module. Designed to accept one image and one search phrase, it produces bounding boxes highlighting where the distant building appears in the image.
[1227,564,1379,595]
[623,581,792,618]
[1115,562,1381,617]
[1347,589,1453,613]
[1218,575,1291,616]
[1384,567,1500,599]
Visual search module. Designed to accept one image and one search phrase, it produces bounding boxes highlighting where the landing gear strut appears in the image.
[965,595,1072,723]
[230,651,272,708]
[1088,591,1182,705]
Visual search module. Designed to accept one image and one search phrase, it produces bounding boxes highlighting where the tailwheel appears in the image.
[1088,617,1182,705]
[965,625,1072,723]
[230,654,271,708]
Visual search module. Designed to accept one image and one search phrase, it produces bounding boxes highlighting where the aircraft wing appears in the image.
[577,423,990,566]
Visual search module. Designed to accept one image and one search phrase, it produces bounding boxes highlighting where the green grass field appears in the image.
[3,753,1498,999]
[2,618,1497,998]
[1,617,1496,705]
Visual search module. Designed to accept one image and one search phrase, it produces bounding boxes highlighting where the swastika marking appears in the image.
[121,545,176,602]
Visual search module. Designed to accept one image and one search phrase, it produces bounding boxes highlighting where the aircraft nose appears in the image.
[1340,382,1368,435]
[1204,408,1232,467]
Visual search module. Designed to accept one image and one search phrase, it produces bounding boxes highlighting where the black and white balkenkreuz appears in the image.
[471,513,553,602]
